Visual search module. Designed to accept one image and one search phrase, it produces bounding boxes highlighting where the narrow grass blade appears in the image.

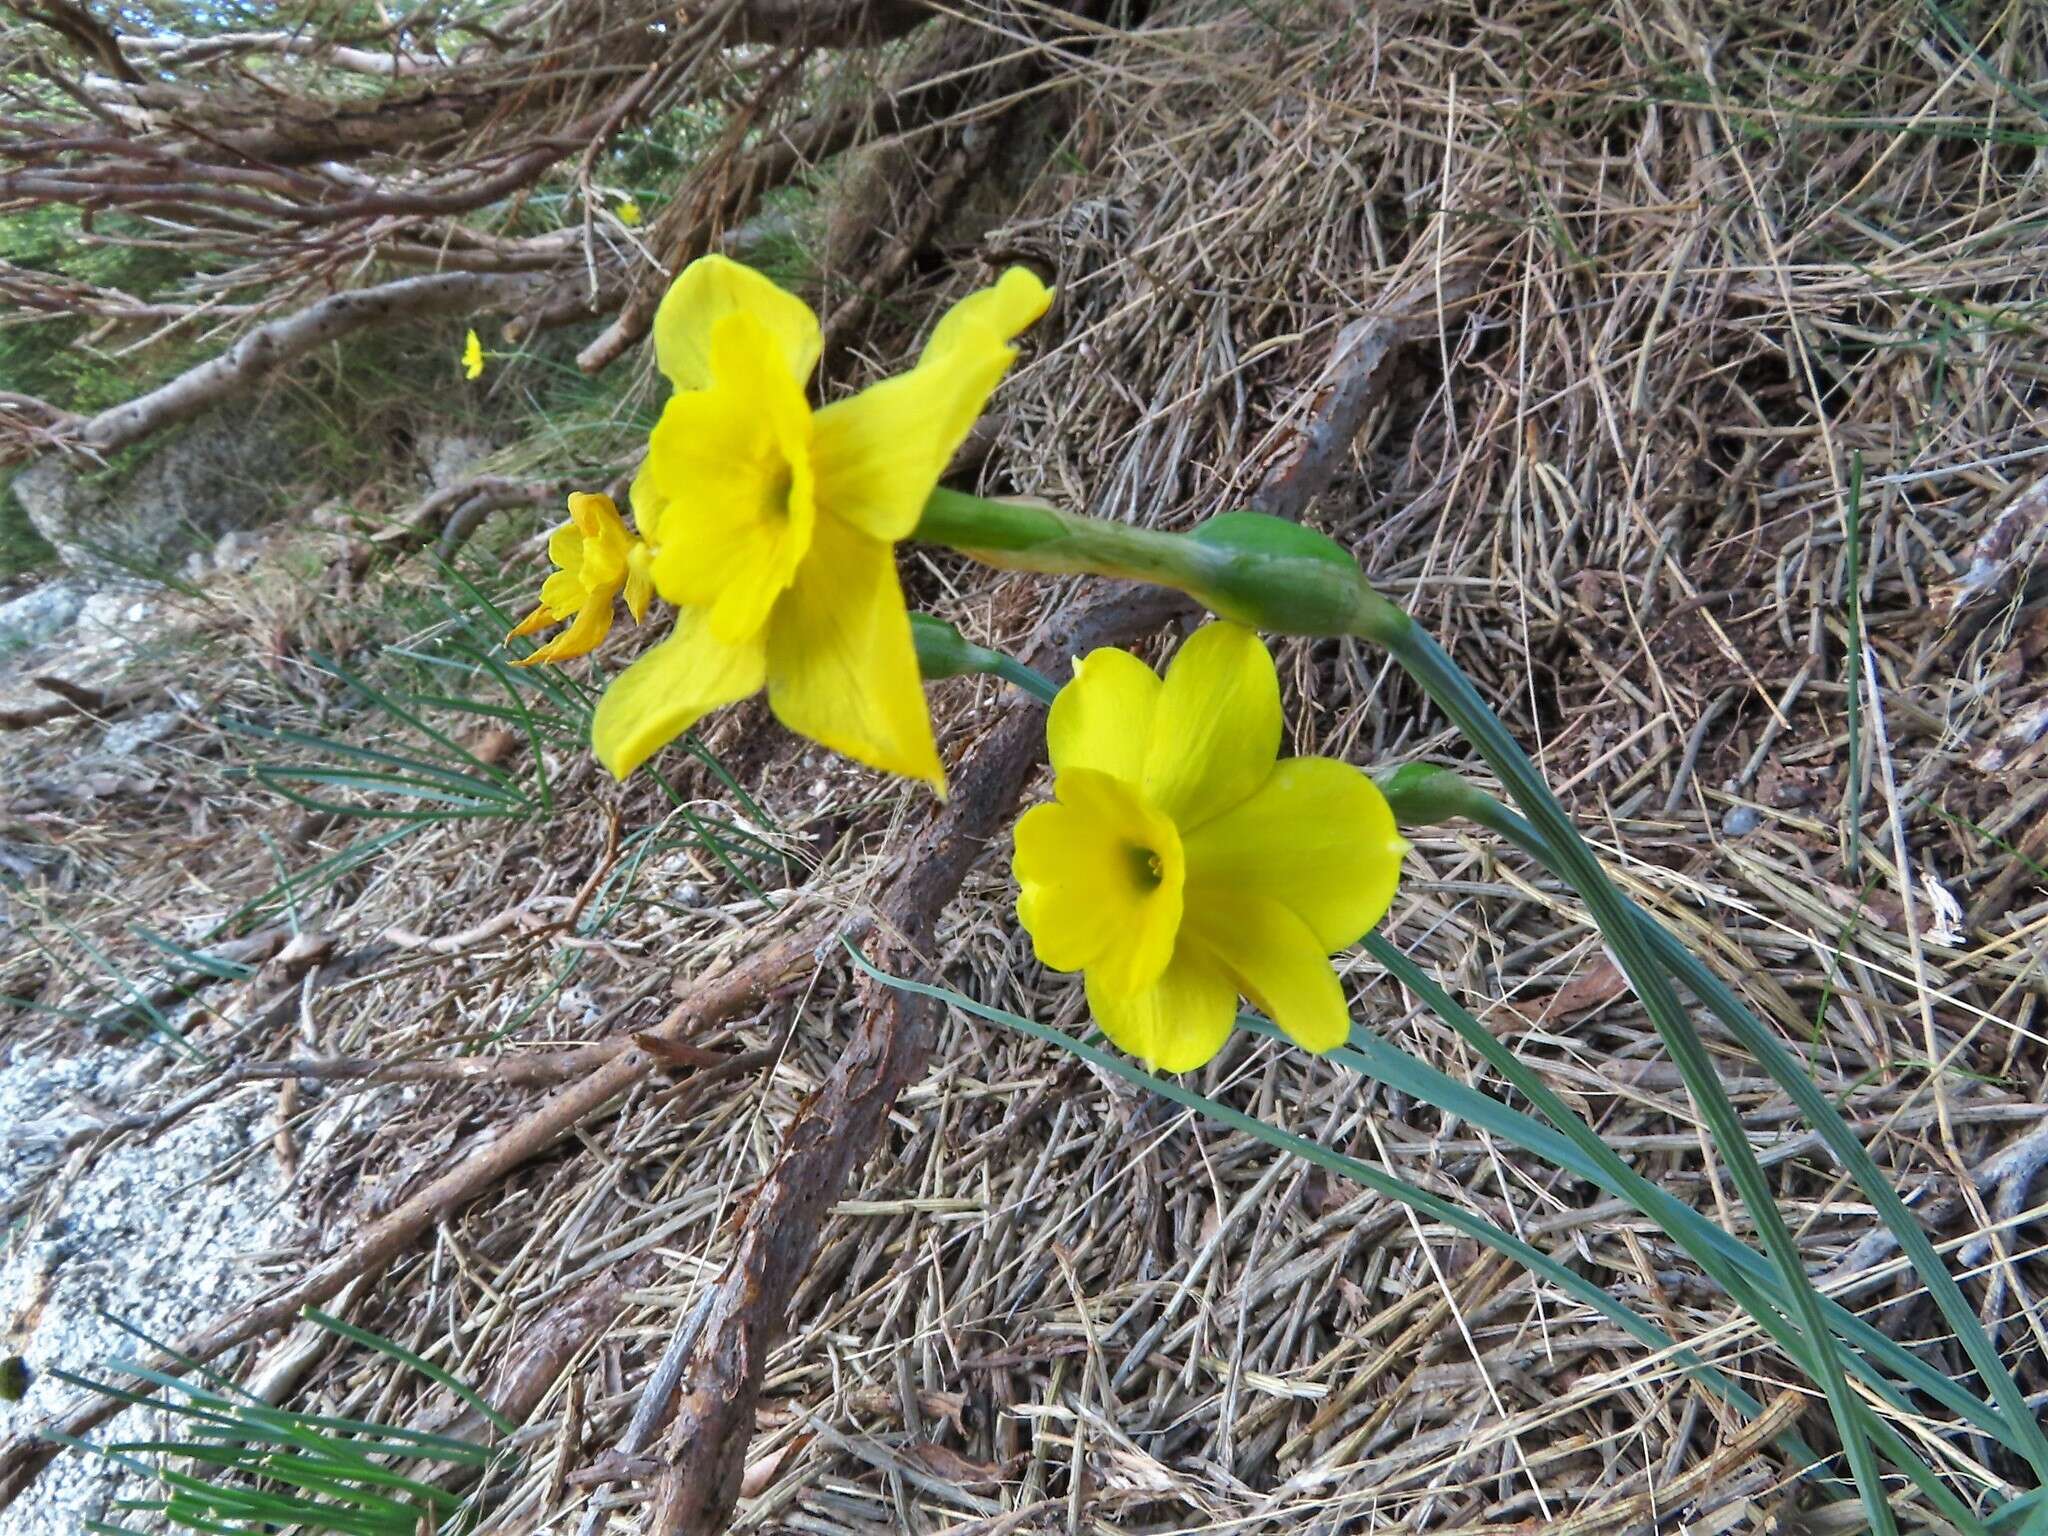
[1462,788,2048,1478]
[843,943,1830,1473]
[303,1307,516,1438]
[1385,623,1911,1529]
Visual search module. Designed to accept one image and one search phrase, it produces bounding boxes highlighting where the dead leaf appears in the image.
[466,726,520,767]
[1511,957,1628,1027]
[739,1433,808,1498]
[896,1441,1006,1488]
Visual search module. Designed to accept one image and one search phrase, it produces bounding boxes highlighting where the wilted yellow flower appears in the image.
[462,329,485,381]
[1012,623,1407,1072]
[617,199,643,226]
[593,254,1052,791]
[508,492,653,667]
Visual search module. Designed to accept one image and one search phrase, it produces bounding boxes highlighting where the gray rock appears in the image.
[0,579,88,652]
[0,1044,294,1536]
[101,710,179,756]
[12,409,292,575]
[72,588,161,642]
[211,527,262,573]
[1721,805,1762,837]
[415,427,495,489]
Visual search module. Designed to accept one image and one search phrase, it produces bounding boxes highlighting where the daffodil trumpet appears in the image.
[590,254,1054,794]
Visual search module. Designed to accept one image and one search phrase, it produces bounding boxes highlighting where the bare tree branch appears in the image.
[52,271,538,459]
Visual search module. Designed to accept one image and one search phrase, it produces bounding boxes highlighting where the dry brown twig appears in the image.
[0,0,1122,466]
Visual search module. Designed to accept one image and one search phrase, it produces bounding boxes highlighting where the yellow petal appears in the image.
[1085,943,1237,1074]
[1183,757,1405,952]
[545,522,584,580]
[1186,893,1350,1054]
[809,268,1050,542]
[617,199,642,226]
[591,605,767,778]
[1045,647,1160,784]
[629,453,670,550]
[923,266,1052,362]
[763,513,944,793]
[623,543,654,623]
[1013,801,1125,973]
[651,254,821,394]
[506,603,555,641]
[462,329,484,380]
[538,568,583,615]
[1013,767,1182,987]
[644,313,817,644]
[811,327,1011,540]
[512,593,613,667]
[1140,622,1280,831]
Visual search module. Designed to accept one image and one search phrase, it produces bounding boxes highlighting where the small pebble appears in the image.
[1721,805,1761,837]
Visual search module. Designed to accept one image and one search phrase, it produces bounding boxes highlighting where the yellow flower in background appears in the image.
[617,199,643,226]
[462,329,485,381]
[508,492,654,667]
[1012,623,1407,1072]
[594,254,1053,791]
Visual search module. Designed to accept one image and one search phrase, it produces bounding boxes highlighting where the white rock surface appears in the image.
[0,581,88,653]
[0,1044,295,1536]
[12,409,290,574]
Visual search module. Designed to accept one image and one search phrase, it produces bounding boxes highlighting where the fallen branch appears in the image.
[55,272,542,459]
[0,675,155,729]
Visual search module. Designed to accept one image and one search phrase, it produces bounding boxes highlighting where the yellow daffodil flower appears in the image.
[508,492,654,667]
[1012,623,1408,1072]
[593,254,1052,791]
[617,199,643,226]
[462,329,485,381]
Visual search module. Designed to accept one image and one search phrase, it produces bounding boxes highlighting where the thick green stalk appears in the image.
[916,489,1406,639]
[1391,767,2048,1480]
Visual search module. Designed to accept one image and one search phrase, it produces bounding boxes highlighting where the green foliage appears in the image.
[47,1308,513,1536]
[0,206,206,414]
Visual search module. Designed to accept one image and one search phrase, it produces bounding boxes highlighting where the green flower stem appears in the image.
[1385,765,2048,1481]
[916,489,1408,640]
